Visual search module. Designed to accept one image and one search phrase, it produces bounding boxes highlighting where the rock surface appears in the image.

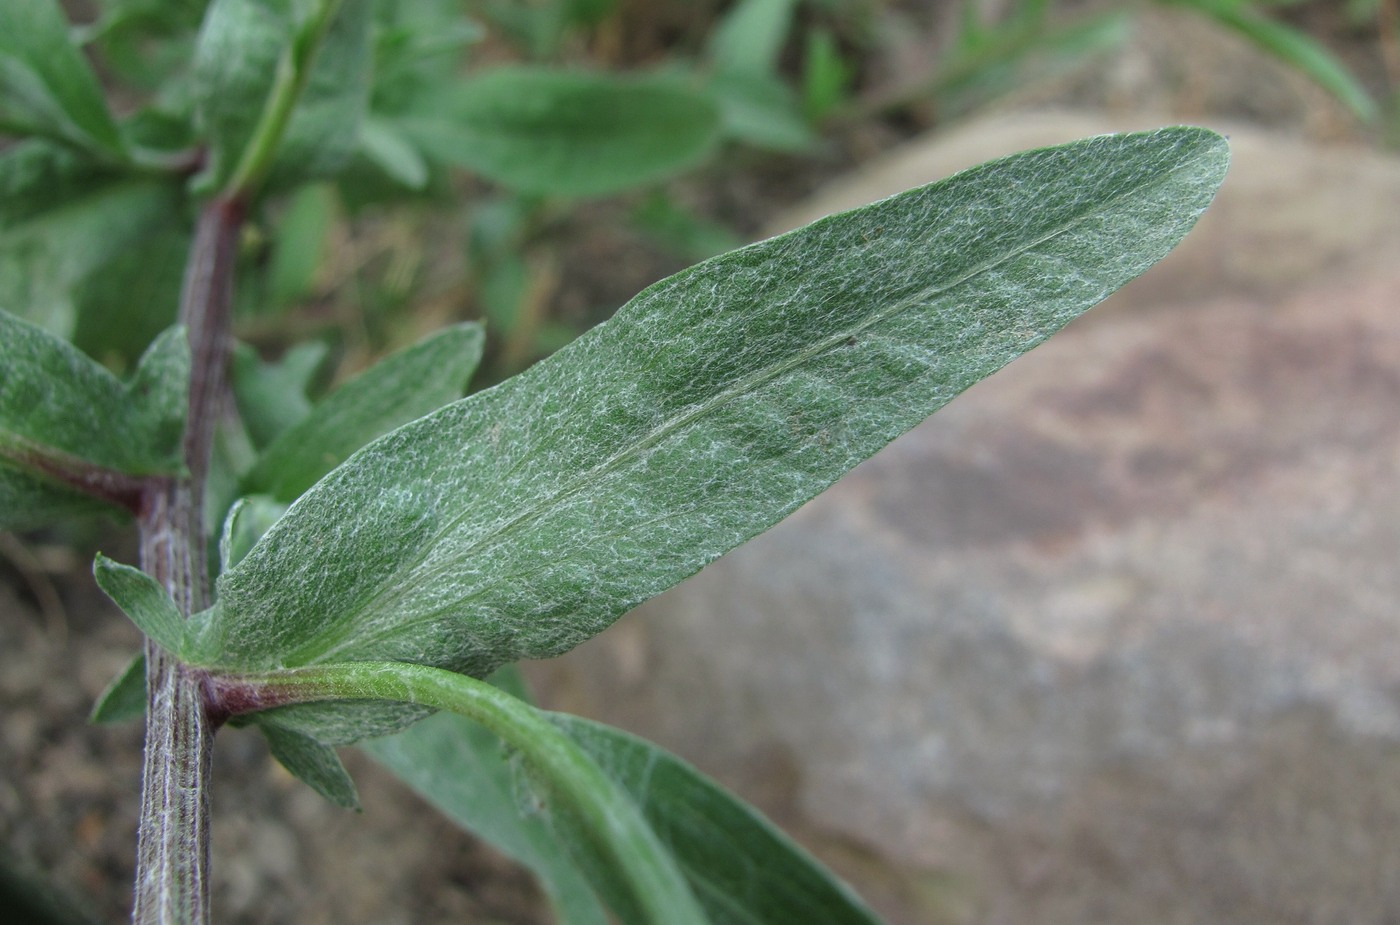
[529,114,1400,924]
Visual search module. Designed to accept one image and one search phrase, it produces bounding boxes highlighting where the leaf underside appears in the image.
[212,128,1228,743]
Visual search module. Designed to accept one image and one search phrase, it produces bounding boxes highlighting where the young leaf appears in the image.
[0,317,187,526]
[241,322,484,502]
[263,0,373,192]
[90,652,146,725]
[362,702,608,925]
[231,341,330,449]
[210,130,1228,708]
[0,0,125,156]
[547,714,885,925]
[94,555,187,656]
[192,0,372,194]
[399,68,722,197]
[258,721,361,810]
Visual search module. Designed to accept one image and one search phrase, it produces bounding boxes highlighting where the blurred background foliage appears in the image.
[15,0,1400,393]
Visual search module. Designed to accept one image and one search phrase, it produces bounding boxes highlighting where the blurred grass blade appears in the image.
[210,130,1228,724]
[1166,0,1377,120]
[707,0,798,79]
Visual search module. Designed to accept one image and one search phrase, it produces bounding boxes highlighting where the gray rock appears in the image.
[529,114,1400,924]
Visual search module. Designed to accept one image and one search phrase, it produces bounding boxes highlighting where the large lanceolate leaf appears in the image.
[209,129,1227,702]
[399,67,722,197]
[0,316,187,527]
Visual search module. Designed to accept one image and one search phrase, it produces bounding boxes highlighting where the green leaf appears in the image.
[1165,0,1377,121]
[192,0,372,194]
[0,317,188,527]
[210,129,1228,708]
[357,116,429,190]
[706,0,798,79]
[241,322,484,502]
[264,0,374,191]
[399,67,723,197]
[550,714,886,925]
[219,495,290,573]
[0,141,182,333]
[94,555,187,656]
[0,0,124,156]
[259,721,361,809]
[90,652,146,725]
[363,693,609,925]
[71,228,188,372]
[706,70,818,153]
[267,184,338,308]
[220,661,708,925]
[231,341,330,449]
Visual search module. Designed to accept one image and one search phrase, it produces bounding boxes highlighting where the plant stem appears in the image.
[204,662,710,925]
[132,196,243,925]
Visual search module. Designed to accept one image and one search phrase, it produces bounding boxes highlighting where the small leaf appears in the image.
[363,684,609,925]
[219,496,290,573]
[210,130,1228,731]
[94,555,187,656]
[259,721,361,810]
[241,322,484,502]
[0,0,124,156]
[231,341,330,449]
[357,116,429,190]
[90,652,146,725]
[706,70,818,153]
[706,0,798,79]
[267,184,338,308]
[550,714,886,925]
[399,67,722,197]
[0,316,188,526]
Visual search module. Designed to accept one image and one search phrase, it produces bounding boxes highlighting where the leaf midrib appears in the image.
[271,143,1208,667]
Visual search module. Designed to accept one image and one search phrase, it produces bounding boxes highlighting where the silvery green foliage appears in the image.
[0,315,187,527]
[207,129,1229,745]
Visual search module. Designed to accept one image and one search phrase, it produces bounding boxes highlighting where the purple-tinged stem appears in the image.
[132,195,243,925]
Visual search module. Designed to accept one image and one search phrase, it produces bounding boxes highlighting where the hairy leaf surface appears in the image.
[211,130,1227,700]
[0,317,187,526]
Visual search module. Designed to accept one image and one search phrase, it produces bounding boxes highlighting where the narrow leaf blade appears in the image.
[362,704,609,925]
[551,713,885,925]
[213,129,1228,700]
[259,721,361,810]
[400,67,722,197]
[0,0,124,155]
[90,652,146,725]
[94,555,187,655]
[241,322,484,502]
